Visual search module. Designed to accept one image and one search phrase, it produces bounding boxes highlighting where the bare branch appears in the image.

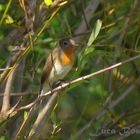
[27,92,59,139]
[0,92,37,96]
[0,67,12,73]
[17,54,140,112]
[1,69,15,113]
[42,55,140,97]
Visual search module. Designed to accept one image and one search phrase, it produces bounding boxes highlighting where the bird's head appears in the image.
[59,38,79,54]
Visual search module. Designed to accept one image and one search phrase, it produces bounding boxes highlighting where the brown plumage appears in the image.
[40,48,58,92]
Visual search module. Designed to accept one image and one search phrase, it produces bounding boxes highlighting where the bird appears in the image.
[40,38,79,95]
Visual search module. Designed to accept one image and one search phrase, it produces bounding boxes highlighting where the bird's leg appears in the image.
[53,79,67,87]
[48,82,54,95]
[51,80,69,93]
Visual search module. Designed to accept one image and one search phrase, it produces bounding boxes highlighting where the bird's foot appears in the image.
[53,79,67,88]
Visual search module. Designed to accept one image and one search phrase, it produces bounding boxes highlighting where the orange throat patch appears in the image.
[60,48,74,65]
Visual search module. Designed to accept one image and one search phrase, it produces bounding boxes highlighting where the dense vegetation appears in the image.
[0,0,140,140]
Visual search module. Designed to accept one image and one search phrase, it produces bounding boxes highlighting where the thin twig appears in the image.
[74,0,100,41]
[0,92,37,96]
[14,107,35,140]
[0,67,12,72]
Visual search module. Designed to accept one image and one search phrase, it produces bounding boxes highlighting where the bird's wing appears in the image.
[40,48,58,93]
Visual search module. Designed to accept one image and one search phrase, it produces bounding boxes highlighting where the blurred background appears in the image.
[0,0,140,140]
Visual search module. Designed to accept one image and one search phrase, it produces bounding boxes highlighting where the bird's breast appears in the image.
[48,59,72,85]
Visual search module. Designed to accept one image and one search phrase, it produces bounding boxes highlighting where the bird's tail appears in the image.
[39,82,50,110]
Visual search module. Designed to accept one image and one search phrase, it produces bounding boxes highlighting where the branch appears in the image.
[0,55,139,125]
[41,55,140,97]
[27,92,59,139]
[19,55,140,139]
[0,92,37,96]
[1,69,15,113]
[74,0,100,40]
[17,54,140,112]
[0,67,12,73]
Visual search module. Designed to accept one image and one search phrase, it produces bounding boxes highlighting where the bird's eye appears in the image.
[63,41,68,47]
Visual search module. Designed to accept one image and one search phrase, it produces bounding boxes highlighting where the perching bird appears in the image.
[40,38,78,95]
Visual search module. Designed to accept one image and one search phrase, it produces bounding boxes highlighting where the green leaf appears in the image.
[0,136,5,140]
[0,4,4,12]
[4,14,14,24]
[77,47,94,70]
[23,111,28,120]
[51,112,57,125]
[85,47,95,55]
[44,0,53,6]
[0,0,12,25]
[87,19,102,47]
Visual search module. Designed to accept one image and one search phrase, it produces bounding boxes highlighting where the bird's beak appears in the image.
[70,39,79,49]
